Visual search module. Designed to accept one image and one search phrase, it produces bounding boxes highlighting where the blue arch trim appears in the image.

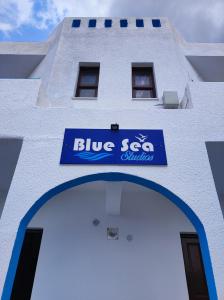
[1,172,218,300]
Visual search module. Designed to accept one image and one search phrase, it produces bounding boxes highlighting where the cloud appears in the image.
[0,22,13,32]
[0,0,110,34]
[0,0,33,32]
[108,0,224,42]
[0,0,224,42]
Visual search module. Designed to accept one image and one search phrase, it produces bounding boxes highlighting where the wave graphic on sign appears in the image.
[74,151,113,161]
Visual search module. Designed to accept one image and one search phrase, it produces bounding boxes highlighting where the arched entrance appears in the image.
[2,172,217,300]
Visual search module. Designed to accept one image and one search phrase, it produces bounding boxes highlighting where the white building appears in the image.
[0,17,224,300]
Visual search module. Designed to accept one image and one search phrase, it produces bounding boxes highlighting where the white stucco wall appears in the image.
[34,17,189,108]
[29,184,194,300]
[0,16,224,299]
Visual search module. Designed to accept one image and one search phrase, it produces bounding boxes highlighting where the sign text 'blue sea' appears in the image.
[60,129,167,165]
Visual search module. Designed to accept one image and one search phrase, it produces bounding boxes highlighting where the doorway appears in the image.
[181,233,209,300]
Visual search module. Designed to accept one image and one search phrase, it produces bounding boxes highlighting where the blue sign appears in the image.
[60,129,167,165]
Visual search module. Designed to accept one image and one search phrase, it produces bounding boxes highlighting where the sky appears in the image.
[0,0,224,42]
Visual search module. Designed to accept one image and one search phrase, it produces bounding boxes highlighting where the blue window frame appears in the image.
[136,19,144,27]
[152,19,161,28]
[72,19,81,28]
[89,19,96,28]
[120,19,128,28]
[105,19,112,28]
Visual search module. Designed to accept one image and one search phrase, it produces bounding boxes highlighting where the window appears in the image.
[75,66,99,97]
[132,67,156,98]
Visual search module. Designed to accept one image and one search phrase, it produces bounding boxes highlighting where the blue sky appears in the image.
[0,0,109,41]
[0,0,224,42]
[0,25,51,42]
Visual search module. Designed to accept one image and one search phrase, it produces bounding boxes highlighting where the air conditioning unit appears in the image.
[163,91,179,109]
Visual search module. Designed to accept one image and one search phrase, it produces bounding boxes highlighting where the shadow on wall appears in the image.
[186,56,224,82]
[206,142,224,217]
[0,55,44,79]
[0,138,23,218]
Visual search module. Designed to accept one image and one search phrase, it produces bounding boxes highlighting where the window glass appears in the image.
[75,66,99,98]
[80,72,98,85]
[134,74,150,86]
[132,67,156,98]
[79,89,96,97]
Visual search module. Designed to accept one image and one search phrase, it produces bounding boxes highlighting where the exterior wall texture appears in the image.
[0,17,224,299]
[29,185,194,300]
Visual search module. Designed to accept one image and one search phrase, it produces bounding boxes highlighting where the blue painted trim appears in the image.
[88,19,96,28]
[105,19,112,28]
[136,19,144,28]
[1,172,218,300]
[72,19,81,28]
[120,19,128,28]
[152,19,161,28]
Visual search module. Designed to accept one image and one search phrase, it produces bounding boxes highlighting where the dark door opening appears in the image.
[181,233,209,300]
[10,228,43,300]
